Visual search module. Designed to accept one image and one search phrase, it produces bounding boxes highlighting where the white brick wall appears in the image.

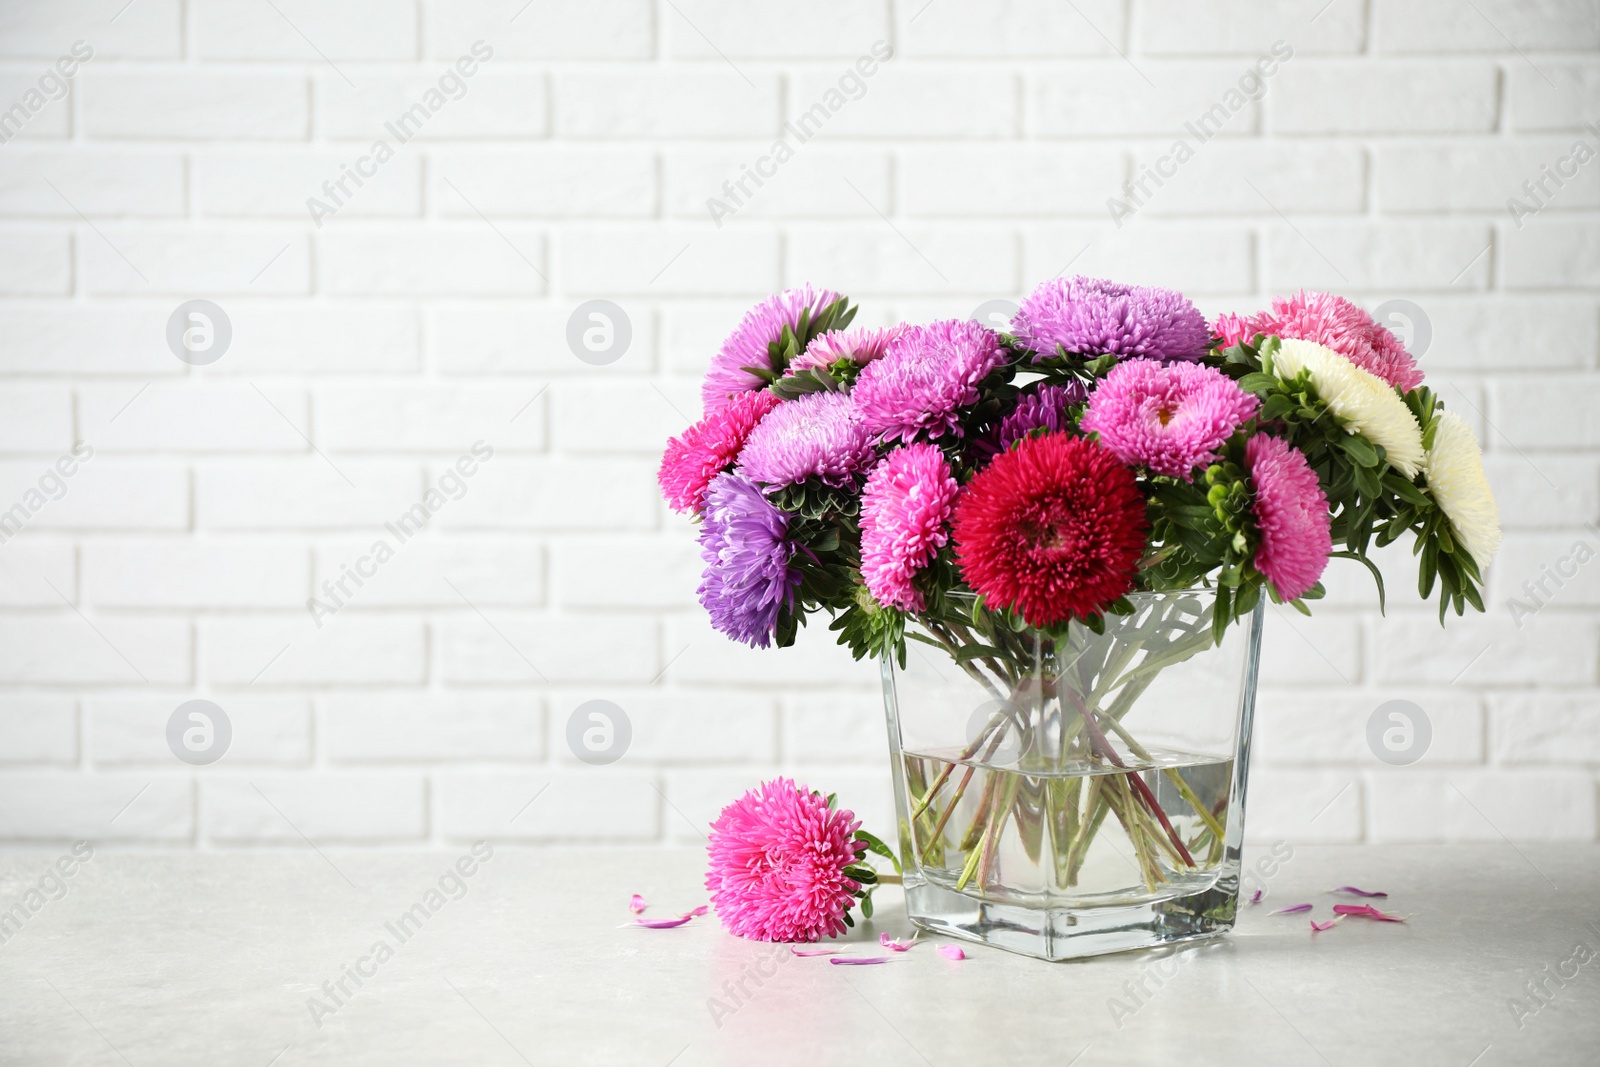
[0,0,1594,850]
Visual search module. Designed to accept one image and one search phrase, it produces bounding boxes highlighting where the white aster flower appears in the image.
[1270,338,1426,478]
[1425,409,1502,568]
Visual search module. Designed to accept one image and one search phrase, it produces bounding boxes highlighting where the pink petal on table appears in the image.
[828,956,890,965]
[879,933,915,952]
[790,947,840,957]
[1310,917,1345,932]
[1248,889,1263,905]
[687,905,709,917]
[937,945,967,961]
[1270,903,1313,915]
[1332,904,1408,922]
[1329,886,1388,898]
[629,894,647,914]
[632,914,695,929]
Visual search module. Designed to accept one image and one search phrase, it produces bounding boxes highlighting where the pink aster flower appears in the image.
[852,319,1008,443]
[658,390,782,514]
[737,391,875,489]
[1081,359,1259,481]
[705,778,866,943]
[1246,434,1332,601]
[1013,275,1211,363]
[785,325,902,376]
[702,285,841,414]
[1215,290,1424,393]
[860,443,960,611]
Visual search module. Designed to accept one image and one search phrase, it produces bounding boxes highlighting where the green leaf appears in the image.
[854,829,902,875]
[1238,372,1278,395]
[1330,549,1386,614]
[1338,433,1380,468]
[860,891,874,918]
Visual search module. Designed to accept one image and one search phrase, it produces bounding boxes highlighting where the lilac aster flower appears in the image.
[969,382,1088,463]
[697,473,800,648]
[851,319,1008,444]
[1080,359,1259,481]
[702,286,841,414]
[1012,275,1210,363]
[785,325,902,377]
[737,391,875,489]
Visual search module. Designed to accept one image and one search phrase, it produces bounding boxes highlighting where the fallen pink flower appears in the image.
[1332,904,1408,923]
[1248,889,1263,905]
[790,947,840,957]
[937,945,966,961]
[879,933,915,952]
[1270,903,1313,915]
[1329,886,1388,898]
[828,956,890,966]
[1310,917,1345,933]
[629,894,647,914]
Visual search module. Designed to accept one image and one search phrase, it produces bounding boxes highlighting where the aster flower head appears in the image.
[852,319,1008,444]
[1270,338,1426,478]
[658,390,781,514]
[1081,359,1259,481]
[860,443,960,612]
[785,325,903,377]
[1012,275,1211,364]
[702,285,841,414]
[1425,409,1502,568]
[697,473,800,648]
[997,382,1088,452]
[737,391,875,490]
[705,778,866,942]
[953,433,1149,627]
[1246,434,1333,601]
[1216,290,1424,393]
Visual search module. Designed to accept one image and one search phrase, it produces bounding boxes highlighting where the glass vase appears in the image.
[881,590,1264,961]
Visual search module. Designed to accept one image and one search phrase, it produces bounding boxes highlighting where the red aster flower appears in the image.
[953,433,1148,627]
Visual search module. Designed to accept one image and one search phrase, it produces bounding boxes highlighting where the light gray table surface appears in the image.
[0,844,1594,1066]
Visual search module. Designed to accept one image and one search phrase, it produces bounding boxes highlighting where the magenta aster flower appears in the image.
[851,319,1008,443]
[785,325,902,376]
[1246,433,1332,601]
[860,443,960,611]
[1215,290,1424,393]
[1081,359,1259,481]
[705,778,865,942]
[737,391,875,489]
[1012,275,1210,363]
[658,390,782,514]
[697,473,800,648]
[702,285,840,414]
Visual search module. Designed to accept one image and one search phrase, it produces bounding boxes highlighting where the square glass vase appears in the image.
[881,590,1263,961]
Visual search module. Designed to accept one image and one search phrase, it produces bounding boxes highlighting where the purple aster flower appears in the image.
[851,319,1008,444]
[970,382,1088,463]
[785,325,903,377]
[1012,275,1210,363]
[697,473,800,648]
[702,286,841,414]
[1080,359,1259,481]
[737,391,875,490]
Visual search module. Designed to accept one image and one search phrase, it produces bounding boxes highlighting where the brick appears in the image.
[1380,141,1600,213]
[1031,63,1264,137]
[1406,296,1598,370]
[664,149,890,221]
[1254,688,1484,765]
[1493,532,1600,610]
[0,152,185,216]
[0,696,76,764]
[436,151,655,218]
[1509,62,1600,131]
[430,304,656,376]
[436,613,657,684]
[0,384,72,451]
[437,458,656,531]
[793,69,1015,139]
[899,0,1121,56]
[549,380,696,454]
[0,2,180,59]
[0,459,188,531]
[0,232,69,295]
[666,615,877,688]
[1483,455,1599,527]
[1023,225,1255,295]
[1260,608,1361,686]
[321,230,546,296]
[786,692,886,763]
[80,383,310,453]
[558,229,778,295]
[84,539,309,609]
[556,72,779,138]
[1491,376,1600,448]
[203,774,425,841]
[1505,222,1600,290]
[1242,770,1362,843]
[1489,693,1600,765]
[323,693,543,763]
[426,0,654,60]
[1371,612,1597,687]
[0,307,178,375]
[82,229,310,296]
[787,226,1017,295]
[0,616,191,684]
[550,689,775,764]
[193,0,418,60]
[434,771,658,842]
[193,152,421,219]
[0,774,191,841]
[1366,769,1595,841]
[87,693,309,765]
[203,617,426,685]
[81,72,308,140]
[312,537,543,608]
[315,386,541,453]
[902,146,1125,217]
[552,537,700,609]
[1130,143,1366,217]
[202,302,420,375]
[1141,2,1362,54]
[0,70,74,141]
[1266,223,1493,292]
[0,541,76,606]
[319,71,549,141]
[1270,61,1499,133]
[1374,0,1600,52]
[195,459,420,530]
[668,1,887,57]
